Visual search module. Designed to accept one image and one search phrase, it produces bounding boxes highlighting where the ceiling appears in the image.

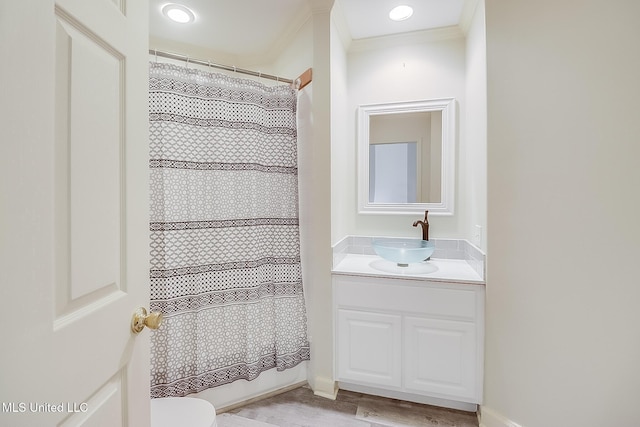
[339,0,466,40]
[149,0,472,61]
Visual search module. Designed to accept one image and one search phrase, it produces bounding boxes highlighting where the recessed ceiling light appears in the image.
[162,3,195,24]
[389,5,414,21]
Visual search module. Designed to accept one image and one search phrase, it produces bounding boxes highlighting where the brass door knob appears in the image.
[131,307,163,334]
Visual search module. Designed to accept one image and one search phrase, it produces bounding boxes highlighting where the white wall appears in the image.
[330,3,351,252]
[340,32,469,242]
[483,1,640,426]
[301,2,335,399]
[464,1,487,252]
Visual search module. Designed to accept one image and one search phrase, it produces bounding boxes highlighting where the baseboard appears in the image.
[312,375,339,400]
[479,406,524,427]
[216,380,308,414]
[339,382,477,413]
[195,363,308,412]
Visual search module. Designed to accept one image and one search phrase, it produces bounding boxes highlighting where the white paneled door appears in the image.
[1,1,150,426]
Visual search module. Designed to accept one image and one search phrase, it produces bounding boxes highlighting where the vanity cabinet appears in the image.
[403,316,477,399]
[333,274,484,408]
[337,310,402,388]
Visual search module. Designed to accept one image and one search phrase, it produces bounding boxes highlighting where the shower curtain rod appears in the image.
[149,49,312,90]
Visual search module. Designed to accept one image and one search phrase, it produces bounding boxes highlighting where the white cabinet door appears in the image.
[337,309,402,387]
[404,316,477,400]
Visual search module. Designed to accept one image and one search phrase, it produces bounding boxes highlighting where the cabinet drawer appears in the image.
[334,275,478,320]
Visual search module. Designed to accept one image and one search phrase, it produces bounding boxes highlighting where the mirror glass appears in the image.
[358,99,455,215]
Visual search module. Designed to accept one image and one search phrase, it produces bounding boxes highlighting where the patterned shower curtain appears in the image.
[148,62,310,398]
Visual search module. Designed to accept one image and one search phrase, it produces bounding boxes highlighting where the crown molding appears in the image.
[349,26,465,53]
[459,0,480,35]
[330,0,352,51]
[149,36,244,66]
[265,3,313,64]
[308,0,335,14]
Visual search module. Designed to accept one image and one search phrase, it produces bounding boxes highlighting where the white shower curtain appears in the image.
[148,62,310,398]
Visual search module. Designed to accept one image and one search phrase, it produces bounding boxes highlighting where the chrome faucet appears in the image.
[412,210,429,241]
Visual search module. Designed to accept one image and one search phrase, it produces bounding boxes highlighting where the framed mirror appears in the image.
[357,98,456,215]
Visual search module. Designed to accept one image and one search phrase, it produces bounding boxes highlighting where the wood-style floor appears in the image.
[217,386,479,427]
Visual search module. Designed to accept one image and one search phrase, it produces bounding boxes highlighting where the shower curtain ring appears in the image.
[186,56,190,68]
[154,49,158,62]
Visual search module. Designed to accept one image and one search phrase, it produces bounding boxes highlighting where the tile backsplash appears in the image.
[332,236,485,280]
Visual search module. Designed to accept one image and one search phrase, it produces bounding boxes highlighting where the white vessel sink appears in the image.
[372,238,435,266]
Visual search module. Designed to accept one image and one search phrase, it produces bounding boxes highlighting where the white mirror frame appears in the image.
[357,98,456,215]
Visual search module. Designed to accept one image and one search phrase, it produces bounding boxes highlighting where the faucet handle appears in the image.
[413,211,429,241]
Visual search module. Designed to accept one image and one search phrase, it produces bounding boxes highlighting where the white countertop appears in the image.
[332,254,485,285]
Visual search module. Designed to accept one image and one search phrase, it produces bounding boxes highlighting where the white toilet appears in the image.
[151,397,217,427]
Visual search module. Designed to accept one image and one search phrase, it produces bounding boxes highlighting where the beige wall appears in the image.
[484,1,640,426]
